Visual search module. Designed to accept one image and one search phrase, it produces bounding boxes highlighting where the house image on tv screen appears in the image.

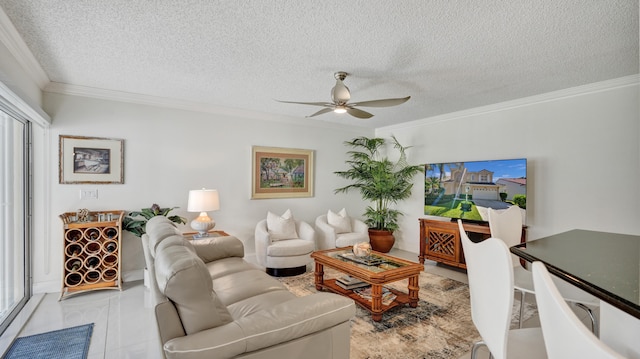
[424,159,527,222]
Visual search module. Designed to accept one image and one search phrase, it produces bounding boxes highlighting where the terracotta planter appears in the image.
[368,229,395,253]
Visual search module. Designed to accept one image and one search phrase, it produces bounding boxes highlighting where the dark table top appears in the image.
[511,229,640,319]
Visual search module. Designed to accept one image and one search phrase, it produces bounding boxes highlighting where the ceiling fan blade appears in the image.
[275,100,333,107]
[349,96,411,108]
[346,107,374,119]
[307,108,334,118]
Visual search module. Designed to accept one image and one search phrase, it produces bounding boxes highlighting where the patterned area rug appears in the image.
[278,269,536,359]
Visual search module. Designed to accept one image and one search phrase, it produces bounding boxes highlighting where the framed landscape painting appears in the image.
[252,146,314,199]
[59,135,124,184]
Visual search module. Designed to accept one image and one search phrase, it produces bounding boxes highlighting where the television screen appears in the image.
[424,158,527,223]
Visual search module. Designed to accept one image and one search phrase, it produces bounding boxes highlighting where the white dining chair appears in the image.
[458,220,546,359]
[488,206,599,333]
[531,261,624,359]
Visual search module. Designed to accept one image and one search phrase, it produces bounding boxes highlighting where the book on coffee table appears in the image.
[335,275,368,289]
[336,280,370,290]
[337,275,361,285]
[353,286,397,306]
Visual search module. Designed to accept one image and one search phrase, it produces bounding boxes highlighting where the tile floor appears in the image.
[0,248,585,359]
[1,281,163,358]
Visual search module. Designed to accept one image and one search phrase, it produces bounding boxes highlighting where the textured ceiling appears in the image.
[0,1,638,128]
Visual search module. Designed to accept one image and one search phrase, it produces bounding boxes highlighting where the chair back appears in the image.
[531,262,624,359]
[458,220,513,359]
[488,205,523,267]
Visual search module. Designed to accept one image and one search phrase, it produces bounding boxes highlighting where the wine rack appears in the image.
[59,210,124,300]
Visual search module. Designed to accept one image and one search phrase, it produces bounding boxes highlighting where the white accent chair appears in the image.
[532,262,624,359]
[315,209,369,250]
[488,205,599,333]
[255,209,316,277]
[458,220,546,359]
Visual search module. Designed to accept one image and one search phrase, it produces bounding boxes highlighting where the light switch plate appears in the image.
[80,189,98,200]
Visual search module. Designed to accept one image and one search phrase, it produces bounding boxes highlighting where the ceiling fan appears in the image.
[276,71,410,119]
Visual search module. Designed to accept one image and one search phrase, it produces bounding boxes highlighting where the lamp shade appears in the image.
[187,189,220,212]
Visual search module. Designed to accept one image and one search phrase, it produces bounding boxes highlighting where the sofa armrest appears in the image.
[315,215,337,250]
[142,234,164,305]
[352,218,369,234]
[296,220,316,246]
[163,293,355,359]
[190,236,244,263]
[155,300,187,345]
[254,219,270,267]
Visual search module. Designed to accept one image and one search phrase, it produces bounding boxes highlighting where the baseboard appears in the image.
[123,269,144,282]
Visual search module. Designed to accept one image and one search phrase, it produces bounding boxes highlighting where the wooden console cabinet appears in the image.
[419,218,526,269]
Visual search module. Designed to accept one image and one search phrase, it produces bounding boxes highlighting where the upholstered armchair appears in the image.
[315,208,369,250]
[255,209,316,276]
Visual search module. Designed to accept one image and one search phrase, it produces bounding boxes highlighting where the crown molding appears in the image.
[44,82,371,133]
[0,80,50,126]
[45,74,638,133]
[378,74,640,132]
[0,7,49,88]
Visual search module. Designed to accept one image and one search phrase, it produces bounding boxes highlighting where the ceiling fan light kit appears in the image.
[277,71,410,119]
[333,105,347,114]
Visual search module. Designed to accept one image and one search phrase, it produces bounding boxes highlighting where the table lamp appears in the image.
[187,188,220,239]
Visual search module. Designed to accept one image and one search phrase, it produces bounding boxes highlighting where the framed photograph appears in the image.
[59,135,124,184]
[252,146,314,199]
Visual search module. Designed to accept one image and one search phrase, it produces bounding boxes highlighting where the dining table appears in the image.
[510,229,640,358]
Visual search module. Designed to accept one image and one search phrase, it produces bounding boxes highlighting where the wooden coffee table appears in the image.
[311,247,423,321]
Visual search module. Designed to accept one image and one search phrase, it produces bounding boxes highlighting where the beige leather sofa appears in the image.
[142,216,356,359]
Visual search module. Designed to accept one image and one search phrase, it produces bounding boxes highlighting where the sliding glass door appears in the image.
[0,108,30,335]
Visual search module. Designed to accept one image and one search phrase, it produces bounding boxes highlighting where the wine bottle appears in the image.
[70,260,81,272]
[86,257,100,269]
[104,228,117,239]
[105,242,117,252]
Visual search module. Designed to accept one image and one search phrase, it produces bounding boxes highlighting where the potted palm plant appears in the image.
[334,136,423,252]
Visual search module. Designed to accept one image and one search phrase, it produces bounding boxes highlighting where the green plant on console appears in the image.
[123,204,187,237]
[334,136,423,232]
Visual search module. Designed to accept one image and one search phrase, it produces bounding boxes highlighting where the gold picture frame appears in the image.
[59,135,124,184]
[252,146,314,199]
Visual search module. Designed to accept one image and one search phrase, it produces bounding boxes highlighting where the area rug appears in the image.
[4,323,94,359]
[278,270,536,359]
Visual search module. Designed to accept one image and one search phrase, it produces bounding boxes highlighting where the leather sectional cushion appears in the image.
[205,257,257,280]
[226,290,296,320]
[191,235,244,262]
[155,243,233,334]
[211,269,289,306]
[146,216,181,257]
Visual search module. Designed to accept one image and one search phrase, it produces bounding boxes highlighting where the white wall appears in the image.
[34,92,372,292]
[0,40,44,114]
[34,78,640,293]
[377,79,640,253]
[4,49,637,294]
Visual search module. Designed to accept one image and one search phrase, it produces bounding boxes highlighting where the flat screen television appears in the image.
[424,158,527,223]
